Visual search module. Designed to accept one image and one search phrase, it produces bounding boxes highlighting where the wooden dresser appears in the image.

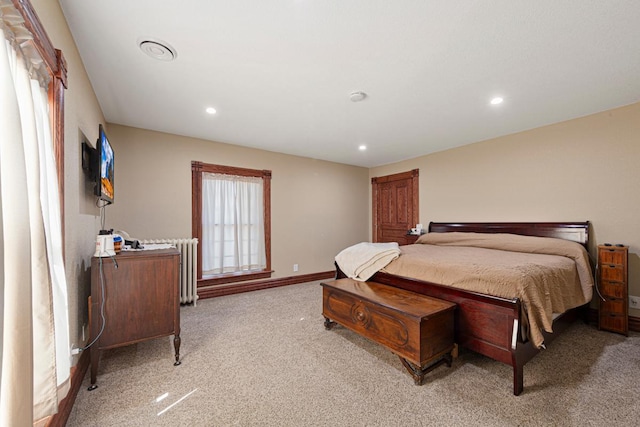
[597,244,628,335]
[89,249,181,389]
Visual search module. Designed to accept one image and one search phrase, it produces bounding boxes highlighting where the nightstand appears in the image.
[597,244,628,336]
[405,232,425,245]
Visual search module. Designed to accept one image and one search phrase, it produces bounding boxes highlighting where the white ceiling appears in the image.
[59,1,640,168]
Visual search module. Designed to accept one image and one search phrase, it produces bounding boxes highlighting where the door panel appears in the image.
[372,169,419,244]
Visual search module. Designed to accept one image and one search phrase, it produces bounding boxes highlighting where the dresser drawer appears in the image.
[600,298,625,315]
[600,264,624,282]
[599,248,626,264]
[599,281,625,299]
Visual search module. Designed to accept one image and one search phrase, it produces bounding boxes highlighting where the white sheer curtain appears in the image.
[201,173,266,275]
[0,3,70,423]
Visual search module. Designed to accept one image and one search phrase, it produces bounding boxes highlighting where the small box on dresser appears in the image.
[597,244,628,335]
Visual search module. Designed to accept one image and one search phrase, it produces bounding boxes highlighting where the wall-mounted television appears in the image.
[95,124,114,204]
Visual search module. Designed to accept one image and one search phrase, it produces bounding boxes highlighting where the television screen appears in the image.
[96,124,114,203]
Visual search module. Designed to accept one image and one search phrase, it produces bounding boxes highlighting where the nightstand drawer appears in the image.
[599,313,627,334]
[600,264,624,282]
[599,281,625,299]
[599,249,625,265]
[600,298,625,315]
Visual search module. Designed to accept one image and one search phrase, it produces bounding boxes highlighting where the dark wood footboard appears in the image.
[339,268,526,395]
[337,266,585,396]
[336,221,591,395]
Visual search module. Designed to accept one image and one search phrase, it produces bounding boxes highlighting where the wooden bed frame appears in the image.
[337,221,591,395]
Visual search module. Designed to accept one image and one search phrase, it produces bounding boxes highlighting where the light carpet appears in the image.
[67,281,640,426]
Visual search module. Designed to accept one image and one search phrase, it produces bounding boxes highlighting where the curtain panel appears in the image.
[0,0,70,423]
[201,173,266,275]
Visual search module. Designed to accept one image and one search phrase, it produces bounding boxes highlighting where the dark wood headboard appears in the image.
[428,222,590,248]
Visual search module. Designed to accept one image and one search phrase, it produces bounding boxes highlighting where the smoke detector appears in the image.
[349,91,367,102]
[138,38,177,61]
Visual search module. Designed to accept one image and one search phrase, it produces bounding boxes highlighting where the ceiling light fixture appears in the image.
[350,91,367,102]
[205,107,217,115]
[490,96,504,105]
[358,145,367,151]
[138,38,177,61]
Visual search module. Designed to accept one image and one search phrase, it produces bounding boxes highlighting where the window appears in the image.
[192,161,272,285]
[202,173,265,274]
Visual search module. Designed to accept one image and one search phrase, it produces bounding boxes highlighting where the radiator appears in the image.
[139,238,199,305]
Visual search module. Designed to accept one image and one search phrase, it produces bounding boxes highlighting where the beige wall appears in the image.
[32,0,106,362]
[28,1,640,373]
[105,125,370,277]
[370,102,640,317]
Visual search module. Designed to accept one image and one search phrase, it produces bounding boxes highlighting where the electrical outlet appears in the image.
[629,295,640,309]
[293,264,299,272]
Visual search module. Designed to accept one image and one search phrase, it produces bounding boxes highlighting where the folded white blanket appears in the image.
[335,242,401,281]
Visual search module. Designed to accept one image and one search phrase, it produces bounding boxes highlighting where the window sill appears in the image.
[198,270,274,287]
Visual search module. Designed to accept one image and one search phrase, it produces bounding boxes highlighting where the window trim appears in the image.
[192,161,272,286]
[13,0,67,249]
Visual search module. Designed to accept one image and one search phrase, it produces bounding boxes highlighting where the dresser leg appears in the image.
[173,333,181,366]
[88,347,99,390]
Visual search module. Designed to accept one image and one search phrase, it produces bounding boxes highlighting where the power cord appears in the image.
[586,249,605,302]
[593,262,606,302]
[72,256,113,355]
[72,201,117,355]
[95,198,111,229]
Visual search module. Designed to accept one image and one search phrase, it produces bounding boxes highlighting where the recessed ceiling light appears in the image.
[490,96,504,105]
[358,145,367,151]
[205,107,217,115]
[138,38,177,61]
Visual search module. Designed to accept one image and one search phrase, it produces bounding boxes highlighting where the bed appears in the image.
[335,222,593,395]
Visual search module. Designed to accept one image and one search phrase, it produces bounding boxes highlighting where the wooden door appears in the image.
[372,169,419,244]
